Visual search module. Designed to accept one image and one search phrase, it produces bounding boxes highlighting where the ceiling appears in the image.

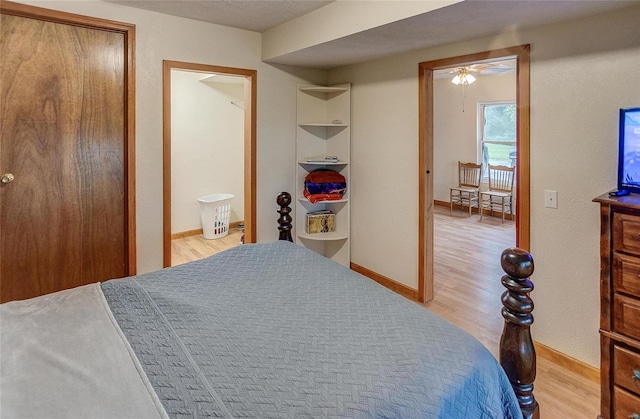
[107,0,638,69]
[107,0,333,32]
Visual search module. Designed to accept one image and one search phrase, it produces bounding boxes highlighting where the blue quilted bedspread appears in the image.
[101,241,522,418]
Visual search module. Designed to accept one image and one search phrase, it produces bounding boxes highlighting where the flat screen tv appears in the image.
[617,107,640,195]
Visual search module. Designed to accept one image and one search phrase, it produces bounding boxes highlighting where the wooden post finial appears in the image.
[499,247,539,419]
[277,192,293,242]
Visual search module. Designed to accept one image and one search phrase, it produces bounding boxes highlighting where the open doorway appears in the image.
[162,61,257,268]
[417,45,530,303]
[431,58,517,310]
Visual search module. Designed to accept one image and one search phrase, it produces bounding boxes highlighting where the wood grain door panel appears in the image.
[0,8,132,303]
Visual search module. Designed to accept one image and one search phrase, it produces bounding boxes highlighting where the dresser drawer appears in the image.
[613,294,640,341]
[614,345,640,396]
[613,253,640,298]
[613,386,640,418]
[614,212,640,256]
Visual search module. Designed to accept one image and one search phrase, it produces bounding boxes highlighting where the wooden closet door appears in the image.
[0,7,134,303]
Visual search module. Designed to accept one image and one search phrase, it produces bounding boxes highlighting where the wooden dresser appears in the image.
[594,193,640,418]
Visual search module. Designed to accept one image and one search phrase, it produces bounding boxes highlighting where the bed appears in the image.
[1,192,538,419]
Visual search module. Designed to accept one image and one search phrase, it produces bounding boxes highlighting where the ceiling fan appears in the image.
[440,60,515,111]
[463,62,515,75]
[436,61,515,84]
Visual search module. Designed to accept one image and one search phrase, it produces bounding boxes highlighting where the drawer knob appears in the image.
[634,369,640,381]
[629,414,640,419]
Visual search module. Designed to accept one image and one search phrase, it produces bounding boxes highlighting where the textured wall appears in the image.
[331,5,640,366]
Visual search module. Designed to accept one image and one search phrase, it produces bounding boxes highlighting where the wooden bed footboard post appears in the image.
[499,247,539,419]
[277,192,293,242]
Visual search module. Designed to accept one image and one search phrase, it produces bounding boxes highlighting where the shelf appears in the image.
[296,83,350,266]
[299,123,348,127]
[297,231,349,241]
[298,160,349,166]
[299,86,349,94]
[298,197,348,204]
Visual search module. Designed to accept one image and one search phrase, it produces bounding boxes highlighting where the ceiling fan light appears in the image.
[451,69,477,86]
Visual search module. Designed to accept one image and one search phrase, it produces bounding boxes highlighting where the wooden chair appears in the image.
[449,161,482,216]
[480,164,515,222]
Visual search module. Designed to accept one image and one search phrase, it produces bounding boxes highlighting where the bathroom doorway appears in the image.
[162,61,256,267]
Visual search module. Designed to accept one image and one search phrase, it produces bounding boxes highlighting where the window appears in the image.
[478,102,516,178]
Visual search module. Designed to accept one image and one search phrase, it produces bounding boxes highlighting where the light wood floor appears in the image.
[171,208,600,417]
[171,229,244,266]
[429,205,599,418]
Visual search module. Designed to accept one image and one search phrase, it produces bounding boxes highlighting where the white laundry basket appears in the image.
[198,194,234,239]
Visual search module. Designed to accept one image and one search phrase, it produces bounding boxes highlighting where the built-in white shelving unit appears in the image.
[296,83,351,266]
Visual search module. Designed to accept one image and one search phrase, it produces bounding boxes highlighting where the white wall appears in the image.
[19,0,328,273]
[171,71,244,233]
[17,0,640,368]
[330,5,640,367]
[434,73,516,201]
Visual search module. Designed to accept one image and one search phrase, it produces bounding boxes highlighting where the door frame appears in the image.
[1,0,137,275]
[162,60,256,267]
[418,45,530,302]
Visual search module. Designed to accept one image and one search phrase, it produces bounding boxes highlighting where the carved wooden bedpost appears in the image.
[499,247,539,419]
[277,192,293,242]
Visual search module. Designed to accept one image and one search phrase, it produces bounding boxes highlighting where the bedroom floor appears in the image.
[171,207,600,417]
[428,205,599,418]
[171,228,244,266]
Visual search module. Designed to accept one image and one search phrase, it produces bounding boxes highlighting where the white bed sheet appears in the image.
[0,283,167,419]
